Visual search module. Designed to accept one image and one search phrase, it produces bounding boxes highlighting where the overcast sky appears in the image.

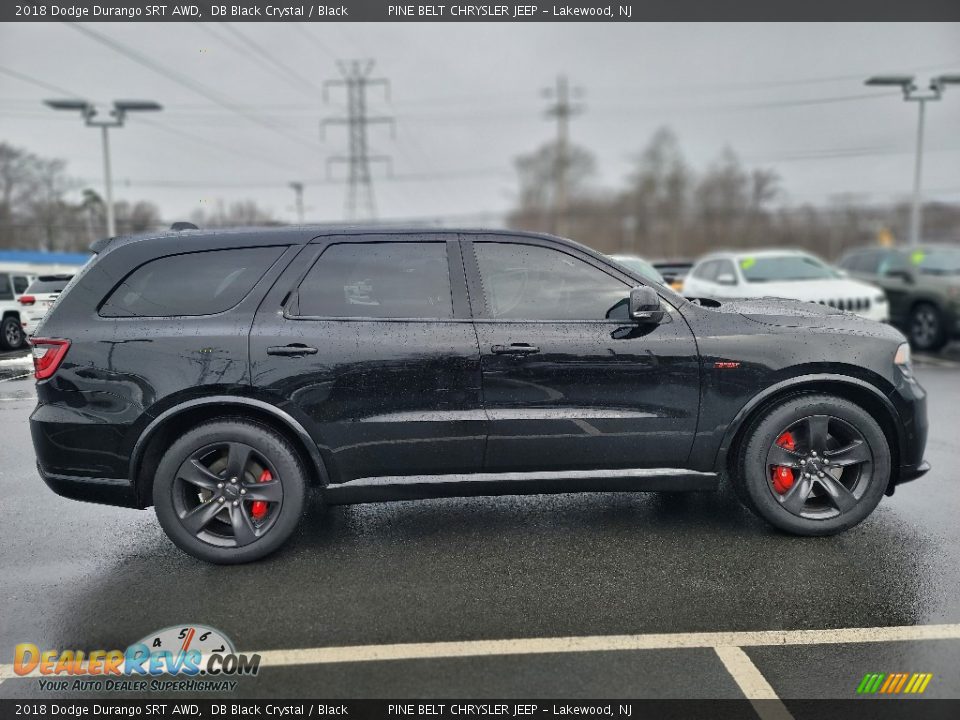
[2,21,959,226]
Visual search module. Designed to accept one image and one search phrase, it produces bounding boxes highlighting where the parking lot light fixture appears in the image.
[865,74,954,247]
[44,98,162,238]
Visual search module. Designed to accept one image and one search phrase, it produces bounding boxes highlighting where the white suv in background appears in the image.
[682,249,889,322]
[0,270,35,351]
[19,274,73,338]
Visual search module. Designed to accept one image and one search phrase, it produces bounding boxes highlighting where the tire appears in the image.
[908,302,947,352]
[153,418,307,564]
[733,394,890,536]
[0,315,24,352]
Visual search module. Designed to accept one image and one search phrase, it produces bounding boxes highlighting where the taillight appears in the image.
[30,338,70,381]
[18,295,35,306]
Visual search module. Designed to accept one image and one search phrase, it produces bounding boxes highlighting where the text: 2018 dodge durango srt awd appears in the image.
[29,228,929,563]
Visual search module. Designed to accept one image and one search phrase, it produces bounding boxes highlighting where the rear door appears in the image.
[463,235,700,473]
[249,234,485,482]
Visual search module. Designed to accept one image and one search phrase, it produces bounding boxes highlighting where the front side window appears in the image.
[693,260,720,281]
[100,246,283,317]
[296,242,453,319]
[0,275,11,301]
[474,242,630,321]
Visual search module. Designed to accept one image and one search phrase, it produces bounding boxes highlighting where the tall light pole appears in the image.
[44,99,162,238]
[865,74,959,246]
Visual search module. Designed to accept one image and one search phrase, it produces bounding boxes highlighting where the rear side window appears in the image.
[295,242,453,319]
[13,276,30,294]
[100,247,283,317]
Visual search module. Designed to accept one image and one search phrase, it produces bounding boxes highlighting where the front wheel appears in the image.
[734,394,890,536]
[909,302,947,352]
[154,419,307,564]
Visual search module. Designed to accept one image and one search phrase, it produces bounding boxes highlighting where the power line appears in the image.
[217,24,324,97]
[68,23,321,153]
[321,60,394,221]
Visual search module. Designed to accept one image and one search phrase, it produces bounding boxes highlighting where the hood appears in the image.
[699,297,905,340]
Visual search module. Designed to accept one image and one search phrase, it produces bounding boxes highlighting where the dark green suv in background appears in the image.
[839,244,960,352]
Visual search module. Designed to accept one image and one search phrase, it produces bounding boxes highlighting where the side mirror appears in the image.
[715,273,738,286]
[629,286,665,323]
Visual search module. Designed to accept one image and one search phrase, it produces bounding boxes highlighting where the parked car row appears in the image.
[609,243,959,353]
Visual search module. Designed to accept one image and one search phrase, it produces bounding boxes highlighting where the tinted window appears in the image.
[848,251,882,274]
[693,260,720,281]
[0,275,11,301]
[296,242,452,319]
[878,251,909,276]
[13,276,30,294]
[101,247,283,317]
[27,276,72,294]
[716,260,738,281]
[474,243,630,321]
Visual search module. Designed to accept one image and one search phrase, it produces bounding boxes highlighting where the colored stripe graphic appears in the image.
[857,672,932,694]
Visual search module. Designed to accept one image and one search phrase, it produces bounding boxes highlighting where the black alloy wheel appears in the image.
[154,419,307,563]
[735,394,890,536]
[765,415,873,520]
[172,441,285,548]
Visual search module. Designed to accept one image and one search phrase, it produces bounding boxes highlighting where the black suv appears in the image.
[838,244,960,352]
[30,228,929,563]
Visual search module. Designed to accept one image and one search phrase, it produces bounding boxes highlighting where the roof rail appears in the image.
[170,221,199,231]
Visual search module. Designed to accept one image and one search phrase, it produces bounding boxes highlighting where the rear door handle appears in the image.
[491,343,540,355]
[267,344,318,357]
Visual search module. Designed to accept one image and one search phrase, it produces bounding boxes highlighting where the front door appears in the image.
[249,234,485,482]
[463,236,701,473]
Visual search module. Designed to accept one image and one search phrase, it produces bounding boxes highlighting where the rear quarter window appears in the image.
[100,246,284,317]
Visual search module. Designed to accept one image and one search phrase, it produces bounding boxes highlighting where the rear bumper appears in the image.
[36,463,141,508]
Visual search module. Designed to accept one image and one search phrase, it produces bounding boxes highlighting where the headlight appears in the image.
[894,343,911,367]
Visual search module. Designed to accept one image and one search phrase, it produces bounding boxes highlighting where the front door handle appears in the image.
[491,343,540,355]
[267,344,318,357]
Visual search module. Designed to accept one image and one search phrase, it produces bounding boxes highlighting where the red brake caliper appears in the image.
[771,432,796,495]
[250,468,272,520]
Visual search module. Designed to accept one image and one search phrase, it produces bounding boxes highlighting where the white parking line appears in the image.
[714,646,793,720]
[3,623,959,683]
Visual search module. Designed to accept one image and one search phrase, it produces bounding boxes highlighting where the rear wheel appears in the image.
[909,302,947,352]
[0,316,24,351]
[734,394,890,536]
[153,419,307,564]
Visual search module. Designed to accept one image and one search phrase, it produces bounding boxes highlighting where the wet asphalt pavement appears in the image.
[1,348,959,700]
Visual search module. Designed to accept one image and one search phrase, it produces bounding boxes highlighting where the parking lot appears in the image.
[1,347,959,703]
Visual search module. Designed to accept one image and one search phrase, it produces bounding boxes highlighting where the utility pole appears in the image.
[322,60,394,222]
[289,182,305,224]
[865,73,959,246]
[543,75,584,237]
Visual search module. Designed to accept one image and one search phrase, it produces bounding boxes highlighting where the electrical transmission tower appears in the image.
[322,60,394,222]
[542,75,584,237]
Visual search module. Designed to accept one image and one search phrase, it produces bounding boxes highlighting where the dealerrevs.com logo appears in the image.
[14,625,260,693]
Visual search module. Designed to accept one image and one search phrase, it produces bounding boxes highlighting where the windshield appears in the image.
[913,248,960,275]
[739,255,837,282]
[26,276,72,294]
